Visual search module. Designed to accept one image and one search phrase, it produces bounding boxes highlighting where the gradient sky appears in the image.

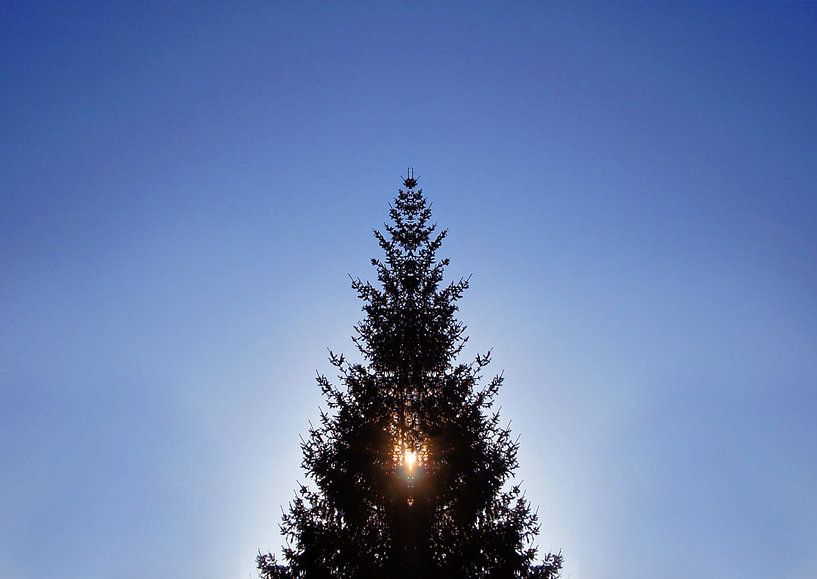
[2,3,817,578]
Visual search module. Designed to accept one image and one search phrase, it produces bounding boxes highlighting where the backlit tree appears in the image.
[258,171,562,578]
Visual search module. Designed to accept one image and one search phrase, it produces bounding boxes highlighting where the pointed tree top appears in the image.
[403,167,418,189]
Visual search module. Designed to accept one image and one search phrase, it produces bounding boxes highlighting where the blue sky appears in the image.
[2,3,816,578]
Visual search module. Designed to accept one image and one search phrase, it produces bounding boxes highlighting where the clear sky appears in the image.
[2,3,816,578]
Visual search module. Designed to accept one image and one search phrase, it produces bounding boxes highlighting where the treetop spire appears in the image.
[403,167,418,189]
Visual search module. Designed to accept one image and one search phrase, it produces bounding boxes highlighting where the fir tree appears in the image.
[258,171,562,578]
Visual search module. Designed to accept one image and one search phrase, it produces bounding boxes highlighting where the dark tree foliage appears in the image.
[258,172,562,578]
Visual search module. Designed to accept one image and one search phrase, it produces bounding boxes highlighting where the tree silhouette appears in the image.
[258,171,562,578]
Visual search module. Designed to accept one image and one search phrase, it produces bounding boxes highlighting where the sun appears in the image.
[404,448,417,470]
